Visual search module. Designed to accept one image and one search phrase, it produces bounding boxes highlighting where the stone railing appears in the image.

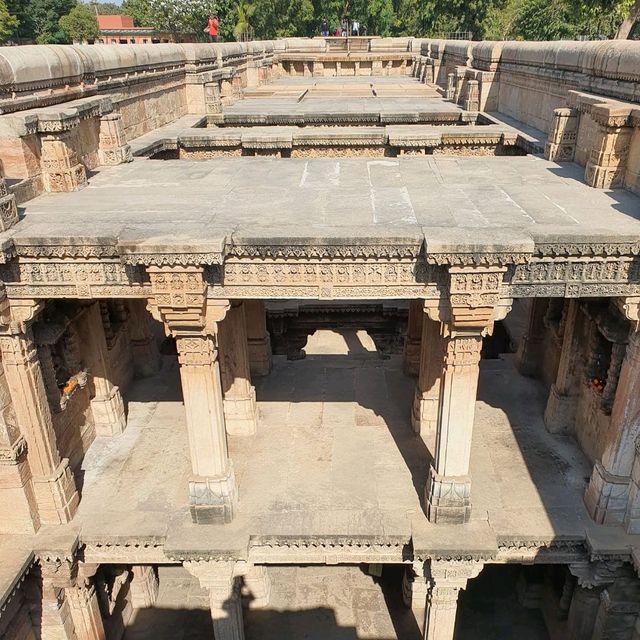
[413,39,640,194]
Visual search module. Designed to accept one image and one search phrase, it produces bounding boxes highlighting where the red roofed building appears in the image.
[95,14,180,44]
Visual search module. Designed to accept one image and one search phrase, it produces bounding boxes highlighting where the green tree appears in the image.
[122,0,152,26]
[233,0,255,39]
[250,0,314,37]
[0,0,18,42]
[28,0,78,43]
[59,2,99,41]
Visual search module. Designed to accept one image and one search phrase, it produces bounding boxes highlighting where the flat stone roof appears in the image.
[12,155,640,252]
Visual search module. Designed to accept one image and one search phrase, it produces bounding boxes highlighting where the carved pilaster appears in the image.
[40,132,87,193]
[421,560,484,640]
[0,350,39,533]
[463,79,479,112]
[0,303,79,525]
[244,300,272,377]
[241,564,271,609]
[585,107,633,189]
[126,299,161,378]
[625,437,640,534]
[67,563,106,640]
[0,161,18,231]
[446,73,455,100]
[585,326,640,526]
[411,313,445,449]
[424,265,510,524]
[218,302,257,437]
[149,267,237,523]
[98,113,132,166]
[184,561,245,640]
[403,299,423,377]
[545,108,579,162]
[39,554,79,640]
[75,302,126,436]
[516,298,549,377]
[130,565,159,609]
[544,300,581,434]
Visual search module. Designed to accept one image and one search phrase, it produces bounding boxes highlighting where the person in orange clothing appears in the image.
[204,14,219,42]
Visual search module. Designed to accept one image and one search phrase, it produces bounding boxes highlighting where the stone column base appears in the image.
[99,145,132,166]
[33,459,79,525]
[224,389,257,437]
[544,384,577,434]
[189,465,238,524]
[584,461,630,526]
[91,386,126,437]
[425,468,471,524]
[248,337,272,378]
[43,163,87,193]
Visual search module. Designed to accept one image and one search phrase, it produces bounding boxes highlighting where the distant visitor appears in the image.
[205,14,219,42]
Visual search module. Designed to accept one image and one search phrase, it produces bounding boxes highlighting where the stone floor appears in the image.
[74,327,599,552]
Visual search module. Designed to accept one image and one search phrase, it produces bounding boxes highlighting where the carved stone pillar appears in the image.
[0,352,39,533]
[130,565,159,609]
[0,314,79,525]
[544,300,581,434]
[545,108,579,162]
[421,560,483,640]
[40,131,87,193]
[516,298,548,377]
[244,300,272,377]
[0,161,19,231]
[568,585,604,640]
[424,266,510,524]
[402,563,429,633]
[446,73,455,100]
[625,437,640,534]
[218,302,257,437]
[184,561,245,640]
[39,554,80,640]
[148,266,237,524]
[98,113,132,166]
[67,564,106,640]
[463,79,479,112]
[585,325,640,526]
[411,313,445,449]
[591,577,640,640]
[403,300,423,377]
[126,299,161,378]
[76,302,126,437]
[585,106,633,189]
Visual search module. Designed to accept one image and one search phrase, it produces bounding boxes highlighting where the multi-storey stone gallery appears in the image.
[0,35,640,640]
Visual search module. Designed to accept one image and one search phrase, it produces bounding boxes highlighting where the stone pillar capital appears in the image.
[183,560,242,604]
[0,299,46,336]
[616,296,640,329]
[38,552,79,590]
[568,560,623,589]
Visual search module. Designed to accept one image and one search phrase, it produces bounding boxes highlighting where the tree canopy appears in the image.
[0,0,638,43]
[59,3,99,42]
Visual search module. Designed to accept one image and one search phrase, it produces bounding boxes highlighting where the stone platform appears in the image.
[64,329,631,560]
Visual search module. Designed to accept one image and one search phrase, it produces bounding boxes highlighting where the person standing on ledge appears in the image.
[205,14,219,42]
